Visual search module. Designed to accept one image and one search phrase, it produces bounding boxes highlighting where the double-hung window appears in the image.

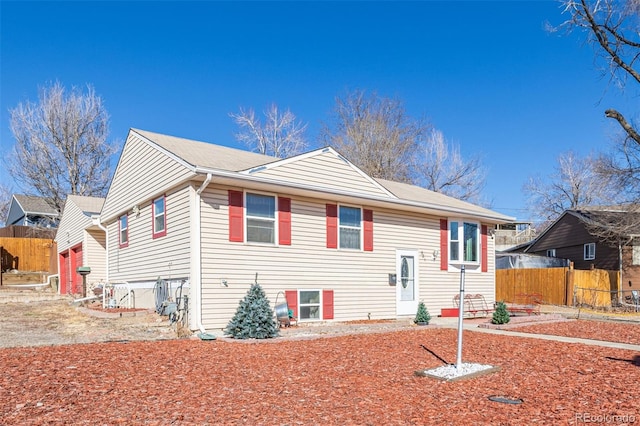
[584,243,596,260]
[119,214,128,248]
[339,206,361,249]
[246,193,276,244]
[449,220,479,263]
[153,195,166,238]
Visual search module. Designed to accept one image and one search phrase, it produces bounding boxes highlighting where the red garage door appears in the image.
[70,245,83,295]
[59,252,70,294]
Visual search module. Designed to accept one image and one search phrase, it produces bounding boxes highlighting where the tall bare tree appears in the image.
[594,135,640,202]
[0,183,11,226]
[319,90,428,183]
[556,1,640,244]
[524,151,615,229]
[579,206,640,249]
[8,82,117,214]
[559,0,640,144]
[230,104,308,158]
[416,129,487,203]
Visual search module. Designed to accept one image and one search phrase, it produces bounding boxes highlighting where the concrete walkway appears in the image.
[4,288,640,351]
[430,315,640,352]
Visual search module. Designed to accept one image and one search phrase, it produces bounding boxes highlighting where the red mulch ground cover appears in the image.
[2,327,639,425]
[513,319,640,345]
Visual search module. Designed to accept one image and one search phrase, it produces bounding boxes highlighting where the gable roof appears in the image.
[375,178,503,220]
[104,128,514,224]
[65,195,105,216]
[243,147,396,199]
[133,128,278,172]
[569,208,640,234]
[525,207,640,253]
[12,195,58,216]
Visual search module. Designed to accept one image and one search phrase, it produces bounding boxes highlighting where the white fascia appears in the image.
[194,167,514,223]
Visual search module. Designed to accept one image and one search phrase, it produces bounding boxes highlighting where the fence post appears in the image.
[566,264,574,306]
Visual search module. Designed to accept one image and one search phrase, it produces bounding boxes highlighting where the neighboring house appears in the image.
[496,252,568,270]
[6,194,59,228]
[55,195,106,295]
[98,128,513,332]
[525,208,640,292]
[494,222,536,252]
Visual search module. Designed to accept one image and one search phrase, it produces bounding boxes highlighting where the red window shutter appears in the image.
[481,224,488,272]
[285,290,298,318]
[326,204,338,249]
[363,209,373,252]
[323,290,334,320]
[440,219,448,271]
[228,190,244,242]
[278,197,291,246]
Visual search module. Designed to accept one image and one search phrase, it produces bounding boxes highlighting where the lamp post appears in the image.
[456,265,465,369]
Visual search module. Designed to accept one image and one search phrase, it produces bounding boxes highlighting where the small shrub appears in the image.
[414,301,431,325]
[492,301,510,324]
[224,282,279,339]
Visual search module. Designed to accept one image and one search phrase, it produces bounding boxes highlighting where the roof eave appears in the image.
[195,167,514,223]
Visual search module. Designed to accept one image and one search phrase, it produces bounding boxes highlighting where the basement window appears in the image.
[299,290,321,320]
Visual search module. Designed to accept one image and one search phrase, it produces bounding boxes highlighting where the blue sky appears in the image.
[1,1,636,224]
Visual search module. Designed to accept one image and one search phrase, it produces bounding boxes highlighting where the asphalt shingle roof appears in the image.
[14,195,58,215]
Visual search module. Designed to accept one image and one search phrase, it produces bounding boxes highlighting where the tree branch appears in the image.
[605,108,640,144]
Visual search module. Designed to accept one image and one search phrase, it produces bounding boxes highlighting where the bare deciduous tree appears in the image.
[230,104,308,158]
[8,82,117,214]
[558,0,640,144]
[524,151,615,229]
[581,206,640,245]
[594,136,640,202]
[319,90,427,183]
[0,183,11,226]
[416,129,487,203]
[556,1,640,242]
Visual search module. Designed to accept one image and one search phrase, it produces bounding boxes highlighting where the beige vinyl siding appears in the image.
[101,133,196,221]
[253,151,391,198]
[107,186,191,282]
[56,201,91,253]
[85,229,106,286]
[198,185,496,330]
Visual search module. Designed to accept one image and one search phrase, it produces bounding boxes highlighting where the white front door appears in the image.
[396,250,419,315]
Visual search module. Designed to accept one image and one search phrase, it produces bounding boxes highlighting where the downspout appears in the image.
[192,173,212,333]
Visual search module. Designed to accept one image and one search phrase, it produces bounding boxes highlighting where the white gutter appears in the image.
[92,215,109,283]
[192,173,212,333]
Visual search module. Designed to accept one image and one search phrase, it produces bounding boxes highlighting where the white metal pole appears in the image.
[456,265,466,369]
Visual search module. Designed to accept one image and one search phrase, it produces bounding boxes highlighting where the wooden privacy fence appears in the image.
[496,267,619,307]
[496,267,570,305]
[0,238,57,274]
[573,269,620,308]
